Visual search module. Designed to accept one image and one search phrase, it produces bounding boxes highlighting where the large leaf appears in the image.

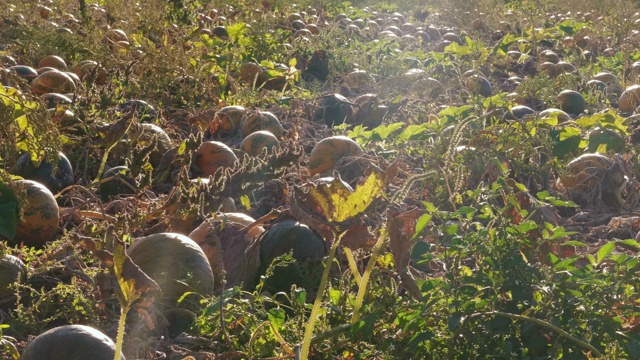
[305,171,385,223]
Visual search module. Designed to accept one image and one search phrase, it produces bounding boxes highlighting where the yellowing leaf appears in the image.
[306,171,385,222]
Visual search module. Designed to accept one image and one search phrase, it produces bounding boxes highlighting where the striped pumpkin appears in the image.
[14,180,59,247]
[194,141,238,177]
[308,136,364,176]
[240,130,280,156]
[239,111,285,139]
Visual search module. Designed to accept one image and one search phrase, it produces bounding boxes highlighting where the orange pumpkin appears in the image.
[37,55,67,71]
[308,136,364,176]
[210,105,246,135]
[239,111,285,138]
[14,180,59,247]
[194,141,238,177]
[31,69,76,95]
[240,130,280,156]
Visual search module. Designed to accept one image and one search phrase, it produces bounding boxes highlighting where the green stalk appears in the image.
[298,231,343,360]
[351,229,388,325]
[342,247,362,284]
[113,303,129,360]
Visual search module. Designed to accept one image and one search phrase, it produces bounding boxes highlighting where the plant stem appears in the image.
[351,228,388,325]
[114,303,129,360]
[342,248,361,284]
[298,230,343,360]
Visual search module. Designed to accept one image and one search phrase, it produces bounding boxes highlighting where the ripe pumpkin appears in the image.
[193,141,238,177]
[240,130,281,156]
[0,254,27,298]
[258,220,326,293]
[31,69,76,95]
[619,85,640,112]
[239,111,285,139]
[308,136,364,176]
[37,55,67,71]
[127,233,215,307]
[210,105,246,135]
[99,166,137,201]
[13,152,74,194]
[556,90,586,115]
[14,180,59,247]
[21,324,125,360]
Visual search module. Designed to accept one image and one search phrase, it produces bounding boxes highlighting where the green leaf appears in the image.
[372,122,404,140]
[329,287,341,306]
[597,241,615,264]
[412,214,432,240]
[268,307,286,330]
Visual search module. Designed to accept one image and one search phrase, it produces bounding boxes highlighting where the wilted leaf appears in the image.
[304,171,385,223]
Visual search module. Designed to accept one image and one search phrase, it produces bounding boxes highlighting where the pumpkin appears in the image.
[210,105,246,135]
[14,180,59,247]
[239,111,285,139]
[0,254,27,299]
[118,99,158,123]
[99,166,137,201]
[559,153,627,207]
[103,29,128,44]
[127,233,215,307]
[313,93,354,127]
[41,92,73,108]
[308,136,364,176]
[189,213,264,289]
[556,90,586,115]
[344,70,376,90]
[539,50,560,64]
[13,152,74,194]
[586,127,625,153]
[353,93,387,128]
[539,108,571,123]
[9,65,39,81]
[465,74,492,97]
[137,123,173,166]
[619,85,640,112]
[240,130,281,156]
[37,55,67,71]
[238,62,265,85]
[71,60,108,85]
[31,69,76,95]
[258,220,326,293]
[502,105,535,121]
[193,141,238,177]
[21,325,125,360]
[555,61,576,74]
